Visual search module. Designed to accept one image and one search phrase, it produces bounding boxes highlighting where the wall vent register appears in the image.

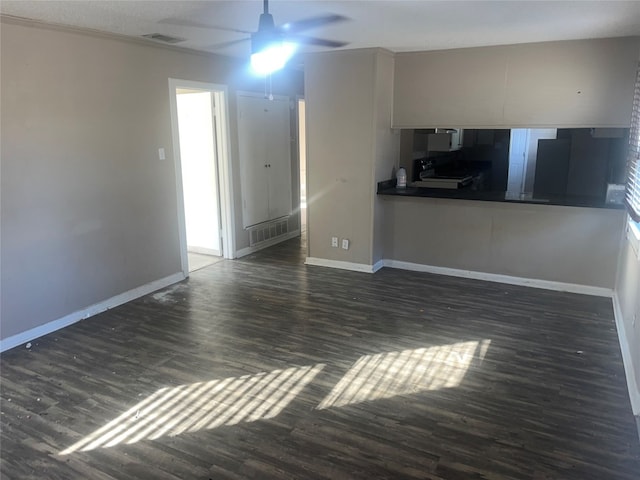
[249,218,289,246]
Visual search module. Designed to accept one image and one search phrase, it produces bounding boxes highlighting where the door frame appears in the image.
[296,95,308,256]
[168,79,236,276]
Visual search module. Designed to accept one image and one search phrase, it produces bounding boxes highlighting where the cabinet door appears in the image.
[264,98,292,220]
[238,95,270,228]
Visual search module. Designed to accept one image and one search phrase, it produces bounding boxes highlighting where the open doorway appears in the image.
[169,80,235,276]
[298,98,307,234]
[177,90,221,272]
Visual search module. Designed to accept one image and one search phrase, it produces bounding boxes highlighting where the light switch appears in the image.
[341,239,350,250]
[158,148,166,160]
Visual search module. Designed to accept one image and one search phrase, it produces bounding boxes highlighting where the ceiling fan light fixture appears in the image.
[250,41,297,75]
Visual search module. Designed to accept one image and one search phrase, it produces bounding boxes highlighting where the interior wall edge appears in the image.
[0,272,185,352]
[612,292,640,416]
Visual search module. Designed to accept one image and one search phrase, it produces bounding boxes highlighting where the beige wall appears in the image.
[305,37,638,275]
[615,221,640,414]
[305,48,398,266]
[383,197,625,288]
[307,37,640,416]
[371,51,400,264]
[393,37,640,128]
[0,18,302,341]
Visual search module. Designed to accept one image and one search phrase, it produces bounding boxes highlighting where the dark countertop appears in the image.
[377,179,625,210]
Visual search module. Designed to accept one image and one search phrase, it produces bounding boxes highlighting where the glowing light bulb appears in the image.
[251,42,297,75]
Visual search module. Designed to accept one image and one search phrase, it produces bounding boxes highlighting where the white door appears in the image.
[176,91,221,256]
[507,128,528,195]
[238,95,270,227]
[297,98,307,233]
[265,98,292,220]
[238,93,292,228]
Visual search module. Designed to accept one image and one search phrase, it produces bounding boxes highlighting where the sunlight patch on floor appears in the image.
[59,364,324,455]
[317,340,490,409]
[59,340,492,455]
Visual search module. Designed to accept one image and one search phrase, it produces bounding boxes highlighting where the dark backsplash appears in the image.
[411,128,628,201]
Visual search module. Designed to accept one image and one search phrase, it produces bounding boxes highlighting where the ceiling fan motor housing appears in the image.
[252,13,283,54]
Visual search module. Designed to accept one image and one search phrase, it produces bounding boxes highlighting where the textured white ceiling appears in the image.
[2,0,640,58]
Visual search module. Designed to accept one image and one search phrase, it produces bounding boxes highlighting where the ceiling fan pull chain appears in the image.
[263,74,274,100]
[269,74,274,101]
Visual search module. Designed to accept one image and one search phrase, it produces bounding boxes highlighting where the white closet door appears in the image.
[238,95,270,228]
[265,98,292,220]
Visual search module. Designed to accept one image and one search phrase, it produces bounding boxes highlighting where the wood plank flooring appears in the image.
[1,235,639,479]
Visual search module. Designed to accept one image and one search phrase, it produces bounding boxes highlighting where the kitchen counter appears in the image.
[377,179,625,210]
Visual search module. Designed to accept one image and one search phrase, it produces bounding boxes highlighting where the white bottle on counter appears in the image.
[396,167,407,188]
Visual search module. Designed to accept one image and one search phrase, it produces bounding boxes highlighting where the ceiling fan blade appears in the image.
[279,14,348,34]
[160,18,253,35]
[204,38,250,52]
[287,35,348,48]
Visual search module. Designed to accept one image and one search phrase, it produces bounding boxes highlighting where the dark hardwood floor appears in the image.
[2,236,639,479]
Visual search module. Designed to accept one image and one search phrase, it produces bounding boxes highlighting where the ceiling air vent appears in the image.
[141,33,185,44]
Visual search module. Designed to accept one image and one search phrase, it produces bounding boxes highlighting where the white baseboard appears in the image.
[612,293,640,416]
[372,259,385,273]
[382,259,613,297]
[235,229,300,259]
[301,256,613,295]
[305,257,377,273]
[0,272,185,353]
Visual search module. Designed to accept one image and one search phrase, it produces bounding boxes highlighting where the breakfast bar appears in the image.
[377,178,626,210]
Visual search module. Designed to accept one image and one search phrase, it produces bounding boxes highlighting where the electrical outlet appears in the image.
[331,236,338,248]
[341,238,350,250]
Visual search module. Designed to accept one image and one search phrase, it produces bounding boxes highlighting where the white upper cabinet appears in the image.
[237,93,292,228]
[394,47,507,128]
[393,37,639,129]
[502,39,637,127]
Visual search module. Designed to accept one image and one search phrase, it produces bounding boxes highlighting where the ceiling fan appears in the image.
[165,0,349,73]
